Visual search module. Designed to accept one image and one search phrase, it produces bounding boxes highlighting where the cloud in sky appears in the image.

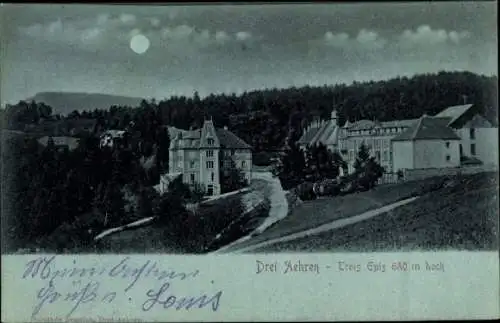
[4,3,496,104]
[323,29,387,51]
[119,13,137,25]
[399,25,471,47]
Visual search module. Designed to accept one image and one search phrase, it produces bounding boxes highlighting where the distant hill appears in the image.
[25,92,145,115]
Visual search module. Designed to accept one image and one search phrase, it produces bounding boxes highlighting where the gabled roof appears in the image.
[434,104,474,126]
[392,116,461,141]
[310,120,339,146]
[297,126,321,144]
[215,128,251,149]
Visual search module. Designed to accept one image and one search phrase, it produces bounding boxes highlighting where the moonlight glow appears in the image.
[130,34,150,54]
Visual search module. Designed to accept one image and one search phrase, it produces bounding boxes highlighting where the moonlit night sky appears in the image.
[0,2,497,105]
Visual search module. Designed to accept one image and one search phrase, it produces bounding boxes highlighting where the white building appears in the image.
[338,118,417,173]
[297,103,498,175]
[434,104,499,167]
[392,115,461,171]
[167,119,252,196]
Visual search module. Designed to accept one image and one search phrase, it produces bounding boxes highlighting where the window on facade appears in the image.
[382,150,388,161]
[242,161,246,168]
[446,155,450,161]
[190,161,195,169]
[470,143,476,155]
[231,149,235,156]
[206,161,214,169]
[207,138,214,145]
[445,142,450,148]
[211,172,214,182]
[470,128,475,140]
[375,151,381,161]
[190,174,195,183]
[206,150,214,157]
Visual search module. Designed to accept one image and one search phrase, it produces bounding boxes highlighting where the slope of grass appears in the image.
[254,172,498,252]
[229,174,460,249]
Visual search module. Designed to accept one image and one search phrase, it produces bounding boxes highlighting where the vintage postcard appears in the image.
[1,2,499,322]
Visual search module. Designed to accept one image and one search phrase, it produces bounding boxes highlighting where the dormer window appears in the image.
[207,138,214,146]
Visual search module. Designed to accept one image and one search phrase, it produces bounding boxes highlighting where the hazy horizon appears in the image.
[1,2,497,105]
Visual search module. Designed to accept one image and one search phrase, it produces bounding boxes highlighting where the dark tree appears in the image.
[353,143,385,190]
[272,141,306,190]
[220,157,248,194]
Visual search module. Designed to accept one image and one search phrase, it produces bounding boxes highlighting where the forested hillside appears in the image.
[4,71,498,152]
[142,71,497,151]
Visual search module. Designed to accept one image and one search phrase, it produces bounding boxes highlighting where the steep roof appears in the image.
[215,128,251,149]
[434,104,474,126]
[392,116,461,141]
[311,120,339,146]
[167,125,250,149]
[297,126,321,144]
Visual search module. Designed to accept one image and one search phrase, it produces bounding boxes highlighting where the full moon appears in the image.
[130,34,150,54]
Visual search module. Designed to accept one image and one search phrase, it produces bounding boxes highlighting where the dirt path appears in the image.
[221,196,419,253]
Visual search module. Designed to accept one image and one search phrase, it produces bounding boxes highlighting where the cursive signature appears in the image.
[142,282,222,312]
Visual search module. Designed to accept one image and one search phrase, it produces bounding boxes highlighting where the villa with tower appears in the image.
[157,118,253,196]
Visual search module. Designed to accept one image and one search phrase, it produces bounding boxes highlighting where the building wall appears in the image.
[413,139,460,169]
[342,134,394,173]
[169,142,252,196]
[392,141,414,172]
[475,128,499,167]
[221,148,252,184]
[456,127,498,167]
[200,147,221,195]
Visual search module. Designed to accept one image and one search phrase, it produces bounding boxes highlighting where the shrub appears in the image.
[295,182,317,200]
[253,151,274,166]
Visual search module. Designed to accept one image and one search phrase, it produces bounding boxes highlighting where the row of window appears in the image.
[347,127,404,137]
[176,149,243,160]
[341,138,390,150]
[181,159,249,170]
[190,172,216,183]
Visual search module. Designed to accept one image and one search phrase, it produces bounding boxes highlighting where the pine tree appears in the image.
[273,141,306,189]
[156,127,170,173]
[353,143,384,190]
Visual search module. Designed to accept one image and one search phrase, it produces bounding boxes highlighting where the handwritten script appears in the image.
[21,256,223,320]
